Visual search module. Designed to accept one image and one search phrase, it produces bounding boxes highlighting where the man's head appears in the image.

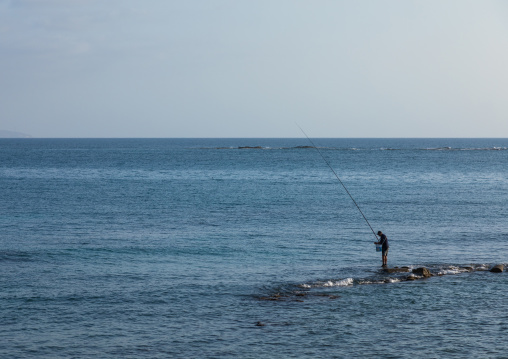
[377,231,382,235]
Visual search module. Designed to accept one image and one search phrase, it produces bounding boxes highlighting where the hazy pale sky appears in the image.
[1,0,508,137]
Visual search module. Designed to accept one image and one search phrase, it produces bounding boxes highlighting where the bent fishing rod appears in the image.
[297,124,379,241]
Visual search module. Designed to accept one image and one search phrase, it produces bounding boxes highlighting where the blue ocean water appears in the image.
[1,138,507,358]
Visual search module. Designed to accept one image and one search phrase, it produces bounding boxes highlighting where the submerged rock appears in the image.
[412,267,432,278]
[490,264,504,273]
[259,293,284,301]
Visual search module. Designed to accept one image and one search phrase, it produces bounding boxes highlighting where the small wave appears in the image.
[321,278,354,287]
[436,265,470,276]
[384,277,402,283]
[474,264,490,271]
[299,277,354,288]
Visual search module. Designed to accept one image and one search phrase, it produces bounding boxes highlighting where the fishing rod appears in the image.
[297,124,379,241]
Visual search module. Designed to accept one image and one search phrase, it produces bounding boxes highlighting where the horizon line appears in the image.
[2,136,508,140]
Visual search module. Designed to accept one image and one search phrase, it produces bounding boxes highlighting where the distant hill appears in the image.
[0,130,32,138]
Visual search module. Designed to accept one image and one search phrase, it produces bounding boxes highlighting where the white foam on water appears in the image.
[384,278,401,283]
[476,264,490,271]
[437,266,468,276]
[322,278,354,287]
[358,280,385,284]
[357,280,372,285]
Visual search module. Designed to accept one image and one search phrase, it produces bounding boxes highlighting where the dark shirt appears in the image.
[379,234,389,251]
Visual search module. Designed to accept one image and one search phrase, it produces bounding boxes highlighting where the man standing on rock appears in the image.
[374,231,389,267]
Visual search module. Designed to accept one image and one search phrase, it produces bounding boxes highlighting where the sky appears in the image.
[1,0,508,138]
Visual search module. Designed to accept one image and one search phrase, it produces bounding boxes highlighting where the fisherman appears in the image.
[374,231,389,267]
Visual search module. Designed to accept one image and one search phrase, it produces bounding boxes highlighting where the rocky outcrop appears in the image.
[383,267,410,274]
[259,264,505,304]
[490,264,504,273]
[412,267,432,277]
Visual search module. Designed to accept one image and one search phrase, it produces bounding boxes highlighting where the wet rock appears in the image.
[490,264,504,273]
[461,266,474,272]
[412,267,432,277]
[255,321,265,327]
[405,274,417,281]
[382,267,410,274]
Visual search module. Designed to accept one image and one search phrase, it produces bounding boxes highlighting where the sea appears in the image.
[1,138,507,359]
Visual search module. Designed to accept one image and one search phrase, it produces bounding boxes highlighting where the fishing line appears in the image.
[297,124,378,241]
